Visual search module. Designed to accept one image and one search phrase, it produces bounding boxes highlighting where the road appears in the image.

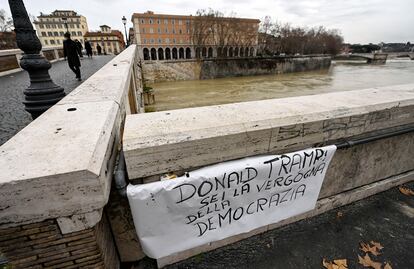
[0,55,114,145]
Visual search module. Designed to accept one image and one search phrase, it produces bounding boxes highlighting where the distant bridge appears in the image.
[388,52,414,60]
[334,53,388,64]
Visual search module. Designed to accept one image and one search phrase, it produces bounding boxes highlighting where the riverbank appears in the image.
[142,55,331,83]
[146,59,414,112]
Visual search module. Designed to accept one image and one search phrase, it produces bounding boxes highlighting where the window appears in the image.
[46,25,50,29]
[71,31,76,36]
[165,38,169,43]
[44,40,48,45]
[141,19,145,23]
[186,20,190,25]
[60,31,64,36]
[179,29,182,34]
[52,24,56,28]
[57,40,61,44]
[151,39,154,43]
[179,39,183,44]
[41,32,46,37]
[157,19,160,24]
[149,19,153,24]
[82,25,84,29]
[172,19,175,25]
[164,19,168,24]
[187,29,190,34]
[48,32,53,36]
[179,20,182,25]
[50,40,55,44]
[143,38,147,44]
[40,25,44,29]
[158,38,162,43]
[142,28,145,33]
[158,28,161,33]
[172,29,175,34]
[76,24,80,28]
[77,31,82,36]
[54,31,58,36]
[173,38,176,43]
[149,28,154,33]
[165,28,168,33]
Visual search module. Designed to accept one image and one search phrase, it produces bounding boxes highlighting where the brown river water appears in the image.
[147,59,414,112]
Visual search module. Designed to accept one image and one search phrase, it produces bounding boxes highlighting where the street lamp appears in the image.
[8,0,65,119]
[61,17,69,33]
[122,15,128,47]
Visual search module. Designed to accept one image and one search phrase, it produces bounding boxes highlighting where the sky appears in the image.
[1,0,413,44]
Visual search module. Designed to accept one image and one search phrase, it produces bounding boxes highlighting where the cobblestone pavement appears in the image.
[0,55,114,145]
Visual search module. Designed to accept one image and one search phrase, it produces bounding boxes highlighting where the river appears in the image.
[147,59,414,112]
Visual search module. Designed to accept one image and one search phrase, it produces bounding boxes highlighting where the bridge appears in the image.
[334,53,389,63]
[0,45,413,268]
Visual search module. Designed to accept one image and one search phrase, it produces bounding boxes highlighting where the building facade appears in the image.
[132,11,260,60]
[84,25,125,55]
[34,10,89,47]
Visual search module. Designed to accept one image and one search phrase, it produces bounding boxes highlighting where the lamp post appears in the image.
[62,17,69,33]
[122,16,128,47]
[8,0,65,119]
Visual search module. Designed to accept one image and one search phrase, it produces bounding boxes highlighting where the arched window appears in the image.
[245,47,249,57]
[223,47,228,57]
[195,47,201,58]
[150,48,157,60]
[202,47,207,58]
[158,48,164,60]
[229,47,234,57]
[240,47,244,57]
[208,47,213,58]
[234,47,239,57]
[250,47,254,57]
[179,47,184,59]
[165,48,171,60]
[143,48,150,60]
[185,47,191,59]
[217,47,223,58]
[172,47,178,59]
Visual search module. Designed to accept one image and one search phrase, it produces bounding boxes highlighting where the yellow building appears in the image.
[34,10,89,47]
[84,25,126,55]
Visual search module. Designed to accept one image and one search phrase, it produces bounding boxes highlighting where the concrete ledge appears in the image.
[0,45,142,229]
[123,83,414,179]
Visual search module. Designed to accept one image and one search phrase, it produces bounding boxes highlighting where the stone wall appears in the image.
[0,46,64,77]
[0,217,118,269]
[122,84,414,267]
[142,56,331,83]
[0,45,143,268]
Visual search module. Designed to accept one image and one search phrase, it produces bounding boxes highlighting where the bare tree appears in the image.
[0,9,14,32]
[258,16,343,56]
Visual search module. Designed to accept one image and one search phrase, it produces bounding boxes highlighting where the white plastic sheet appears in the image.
[127,145,336,258]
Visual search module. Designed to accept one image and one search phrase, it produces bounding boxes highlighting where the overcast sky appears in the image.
[1,0,413,44]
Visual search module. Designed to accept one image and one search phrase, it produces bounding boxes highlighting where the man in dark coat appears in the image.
[85,41,93,58]
[63,33,82,81]
[74,39,83,58]
[96,44,102,55]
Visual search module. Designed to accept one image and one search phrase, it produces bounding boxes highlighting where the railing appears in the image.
[123,83,414,267]
[0,44,143,231]
[0,45,64,76]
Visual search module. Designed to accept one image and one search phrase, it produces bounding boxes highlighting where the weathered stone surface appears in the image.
[124,84,414,179]
[0,217,119,268]
[142,56,331,83]
[0,45,143,229]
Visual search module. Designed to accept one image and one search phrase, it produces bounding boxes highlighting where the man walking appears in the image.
[85,41,93,58]
[96,44,102,55]
[63,33,82,81]
[74,39,83,58]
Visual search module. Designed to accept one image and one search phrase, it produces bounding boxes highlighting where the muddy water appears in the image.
[147,59,414,112]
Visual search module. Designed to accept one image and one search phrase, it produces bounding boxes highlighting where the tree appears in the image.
[0,9,14,32]
[258,16,344,56]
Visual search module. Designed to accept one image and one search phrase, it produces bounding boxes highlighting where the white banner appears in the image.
[127,146,336,259]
